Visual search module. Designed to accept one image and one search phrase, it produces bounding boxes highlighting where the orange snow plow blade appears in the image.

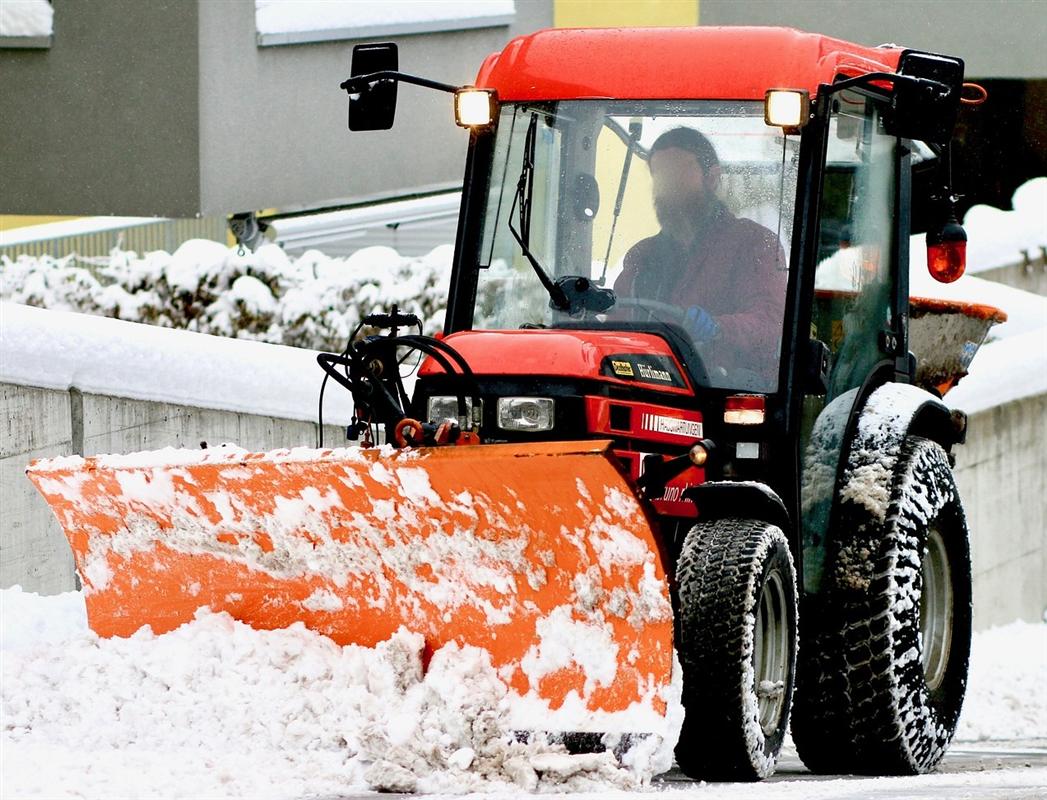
[27,441,673,721]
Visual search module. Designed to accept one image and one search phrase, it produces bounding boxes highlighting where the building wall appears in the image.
[195,1,552,216]
[698,0,1046,79]
[0,0,201,217]
[0,1,553,218]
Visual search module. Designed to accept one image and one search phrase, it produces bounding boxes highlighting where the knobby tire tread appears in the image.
[792,437,971,775]
[674,518,796,781]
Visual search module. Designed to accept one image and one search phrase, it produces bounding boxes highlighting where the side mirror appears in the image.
[804,339,831,396]
[883,50,964,146]
[347,42,398,131]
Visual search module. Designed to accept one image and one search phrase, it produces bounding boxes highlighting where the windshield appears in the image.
[475,100,800,391]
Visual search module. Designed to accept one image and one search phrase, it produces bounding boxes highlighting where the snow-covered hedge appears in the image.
[0,240,452,353]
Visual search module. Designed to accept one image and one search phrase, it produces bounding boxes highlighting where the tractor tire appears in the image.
[673,518,797,781]
[792,437,971,775]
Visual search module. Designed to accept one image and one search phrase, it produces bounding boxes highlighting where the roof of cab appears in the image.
[474,27,903,101]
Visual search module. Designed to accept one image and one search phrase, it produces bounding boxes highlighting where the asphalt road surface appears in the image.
[653,738,1047,798]
[319,739,1047,798]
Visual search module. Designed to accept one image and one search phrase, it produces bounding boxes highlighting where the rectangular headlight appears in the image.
[454,88,496,127]
[764,89,809,129]
[427,395,478,424]
[497,397,554,432]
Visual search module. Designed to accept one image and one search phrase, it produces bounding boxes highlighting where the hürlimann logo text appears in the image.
[637,363,672,382]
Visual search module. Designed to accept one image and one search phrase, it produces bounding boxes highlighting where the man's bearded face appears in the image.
[654,186,708,229]
[649,147,716,239]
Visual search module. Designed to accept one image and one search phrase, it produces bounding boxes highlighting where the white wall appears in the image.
[954,393,1047,630]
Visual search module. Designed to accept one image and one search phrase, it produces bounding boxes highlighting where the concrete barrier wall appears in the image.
[977,256,1047,298]
[0,382,345,595]
[3,379,1044,630]
[1,384,75,593]
[954,393,1047,630]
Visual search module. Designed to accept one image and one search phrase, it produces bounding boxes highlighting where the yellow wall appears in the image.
[0,215,78,232]
[554,0,699,28]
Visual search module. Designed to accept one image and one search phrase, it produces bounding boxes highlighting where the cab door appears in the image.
[798,88,907,594]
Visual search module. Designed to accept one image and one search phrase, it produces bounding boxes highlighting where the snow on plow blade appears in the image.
[27,440,674,727]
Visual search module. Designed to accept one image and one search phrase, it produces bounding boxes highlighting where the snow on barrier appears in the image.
[0,301,360,594]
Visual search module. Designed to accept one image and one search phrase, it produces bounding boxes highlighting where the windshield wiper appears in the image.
[507,112,615,316]
[508,113,570,310]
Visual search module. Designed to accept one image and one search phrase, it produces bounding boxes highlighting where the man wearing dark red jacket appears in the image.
[614,127,787,386]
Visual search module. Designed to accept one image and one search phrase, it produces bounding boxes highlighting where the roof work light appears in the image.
[455,88,496,128]
[764,89,810,130]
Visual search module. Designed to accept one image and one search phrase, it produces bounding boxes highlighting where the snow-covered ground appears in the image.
[0,300,358,425]
[1,586,672,797]
[1,585,1043,799]
[2,586,1044,799]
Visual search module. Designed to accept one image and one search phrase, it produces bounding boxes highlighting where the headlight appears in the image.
[454,88,496,127]
[497,397,554,432]
[427,395,478,424]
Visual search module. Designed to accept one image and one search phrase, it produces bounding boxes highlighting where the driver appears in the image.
[614,127,787,382]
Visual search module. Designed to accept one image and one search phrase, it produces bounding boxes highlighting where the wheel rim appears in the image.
[920,526,954,691]
[753,569,790,735]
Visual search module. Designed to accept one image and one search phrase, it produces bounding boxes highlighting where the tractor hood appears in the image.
[419,329,696,396]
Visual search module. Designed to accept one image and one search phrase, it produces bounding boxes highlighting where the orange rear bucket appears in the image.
[27,440,674,728]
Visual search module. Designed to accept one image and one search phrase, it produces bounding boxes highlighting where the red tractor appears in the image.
[31,27,997,781]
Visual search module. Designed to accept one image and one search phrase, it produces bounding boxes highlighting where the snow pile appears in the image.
[1,586,679,798]
[1,239,452,353]
[946,327,1047,414]
[2,586,1042,798]
[955,620,1047,742]
[0,0,52,37]
[962,177,1047,273]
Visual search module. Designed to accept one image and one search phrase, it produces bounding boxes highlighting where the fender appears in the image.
[803,380,965,595]
[682,481,792,558]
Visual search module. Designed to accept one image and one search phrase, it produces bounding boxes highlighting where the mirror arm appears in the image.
[340,70,459,96]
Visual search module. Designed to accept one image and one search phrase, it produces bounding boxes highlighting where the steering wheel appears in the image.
[607,298,719,386]
[611,297,689,325]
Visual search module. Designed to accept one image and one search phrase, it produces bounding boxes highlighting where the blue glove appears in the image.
[683,305,720,344]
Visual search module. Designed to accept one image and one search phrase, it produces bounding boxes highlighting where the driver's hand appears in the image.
[683,305,720,344]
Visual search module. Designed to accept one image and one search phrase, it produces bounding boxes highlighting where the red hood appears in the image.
[419,329,695,396]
